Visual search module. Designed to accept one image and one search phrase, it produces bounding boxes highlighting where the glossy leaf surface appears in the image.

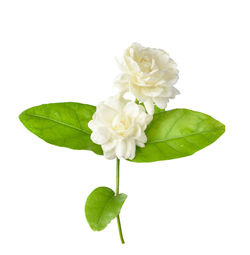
[130,108,225,163]
[85,187,127,231]
[19,102,103,155]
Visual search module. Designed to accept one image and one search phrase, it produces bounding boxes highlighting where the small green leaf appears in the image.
[85,187,127,231]
[19,102,103,155]
[153,106,165,113]
[130,108,225,163]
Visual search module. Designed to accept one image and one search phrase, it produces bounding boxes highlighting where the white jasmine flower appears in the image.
[88,95,152,160]
[115,42,179,115]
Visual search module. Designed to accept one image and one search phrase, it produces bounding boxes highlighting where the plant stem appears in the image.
[116,158,125,244]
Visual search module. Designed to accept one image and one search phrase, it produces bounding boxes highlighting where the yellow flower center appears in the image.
[112,114,131,136]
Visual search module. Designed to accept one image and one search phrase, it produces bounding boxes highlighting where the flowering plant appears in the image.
[19,43,225,244]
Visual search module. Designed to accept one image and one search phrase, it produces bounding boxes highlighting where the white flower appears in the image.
[114,42,179,115]
[88,95,152,160]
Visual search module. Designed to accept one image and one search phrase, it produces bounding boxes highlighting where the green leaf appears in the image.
[85,187,127,231]
[153,106,166,113]
[19,102,103,155]
[130,108,225,163]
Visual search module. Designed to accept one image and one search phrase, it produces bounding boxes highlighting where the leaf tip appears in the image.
[18,111,25,124]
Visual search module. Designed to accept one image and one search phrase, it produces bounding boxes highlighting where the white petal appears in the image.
[170,87,180,98]
[136,141,145,148]
[136,112,147,125]
[134,124,142,138]
[129,87,146,102]
[114,73,130,90]
[128,142,136,160]
[153,97,169,109]
[113,81,129,94]
[88,120,94,130]
[141,87,163,97]
[137,132,147,144]
[95,103,116,123]
[102,140,117,152]
[105,95,128,110]
[115,57,127,72]
[124,101,139,119]
[146,114,153,125]
[104,149,116,160]
[124,56,140,73]
[124,140,132,159]
[90,127,110,145]
[157,52,171,69]
[144,100,154,115]
[115,140,126,159]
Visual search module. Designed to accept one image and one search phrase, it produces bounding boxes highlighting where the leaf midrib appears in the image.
[23,113,90,135]
[96,195,115,228]
[147,126,224,144]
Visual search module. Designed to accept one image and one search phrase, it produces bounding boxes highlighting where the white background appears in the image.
[0,0,250,254]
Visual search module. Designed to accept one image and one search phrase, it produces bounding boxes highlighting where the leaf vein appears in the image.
[147,127,223,144]
[96,195,114,227]
[24,113,91,135]
[165,111,186,138]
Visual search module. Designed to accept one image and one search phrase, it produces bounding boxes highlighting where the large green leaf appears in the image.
[85,187,127,231]
[130,108,225,163]
[19,102,103,155]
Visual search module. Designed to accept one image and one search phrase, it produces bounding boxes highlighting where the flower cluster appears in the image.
[88,43,179,160]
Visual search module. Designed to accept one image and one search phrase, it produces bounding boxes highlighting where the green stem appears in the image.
[116,158,125,244]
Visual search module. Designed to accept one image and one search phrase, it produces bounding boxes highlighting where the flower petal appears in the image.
[144,99,154,115]
[124,101,139,119]
[116,140,126,159]
[128,141,136,160]
[90,127,110,145]
[153,97,169,109]
[104,149,116,160]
